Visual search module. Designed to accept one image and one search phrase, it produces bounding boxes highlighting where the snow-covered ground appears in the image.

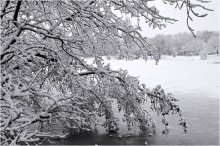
[105,55,219,99]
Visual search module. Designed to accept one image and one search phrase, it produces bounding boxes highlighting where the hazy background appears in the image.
[137,0,220,37]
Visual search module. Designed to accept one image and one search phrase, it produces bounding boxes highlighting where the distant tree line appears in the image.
[148,31,219,59]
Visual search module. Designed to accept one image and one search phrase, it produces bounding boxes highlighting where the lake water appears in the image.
[55,56,219,145]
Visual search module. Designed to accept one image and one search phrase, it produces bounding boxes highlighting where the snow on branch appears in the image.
[0,0,209,145]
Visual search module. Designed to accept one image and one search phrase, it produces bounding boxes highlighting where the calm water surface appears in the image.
[56,56,219,145]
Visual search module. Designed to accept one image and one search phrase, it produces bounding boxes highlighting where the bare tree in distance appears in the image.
[0,0,213,145]
[149,31,219,57]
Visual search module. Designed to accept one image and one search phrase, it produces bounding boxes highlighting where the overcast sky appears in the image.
[136,0,220,38]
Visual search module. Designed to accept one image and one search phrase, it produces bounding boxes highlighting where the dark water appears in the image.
[51,56,219,145]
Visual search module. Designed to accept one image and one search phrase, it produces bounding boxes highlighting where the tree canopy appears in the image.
[0,0,212,145]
